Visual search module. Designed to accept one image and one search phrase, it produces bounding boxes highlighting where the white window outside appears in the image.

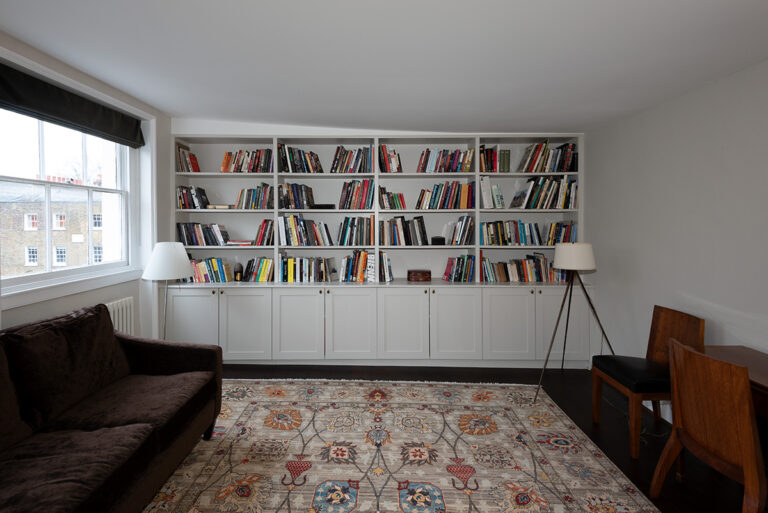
[24,213,38,231]
[94,245,103,263]
[53,213,66,230]
[53,246,66,266]
[25,246,38,266]
[92,213,102,229]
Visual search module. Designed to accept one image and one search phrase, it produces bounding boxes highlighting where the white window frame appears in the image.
[52,213,66,230]
[24,213,39,231]
[53,245,66,266]
[24,246,38,266]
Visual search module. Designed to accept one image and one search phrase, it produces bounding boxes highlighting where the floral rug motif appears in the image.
[144,380,659,513]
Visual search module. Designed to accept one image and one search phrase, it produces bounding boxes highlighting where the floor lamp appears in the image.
[141,242,192,340]
[534,242,615,403]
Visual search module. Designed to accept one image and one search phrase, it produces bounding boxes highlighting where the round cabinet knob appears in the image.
[211,290,216,295]
[432,290,435,294]
[538,290,542,294]
[319,290,323,294]
[327,289,331,294]
[530,289,534,294]
[220,290,224,294]
[424,290,428,294]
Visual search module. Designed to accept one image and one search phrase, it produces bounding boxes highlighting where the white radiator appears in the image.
[105,297,134,335]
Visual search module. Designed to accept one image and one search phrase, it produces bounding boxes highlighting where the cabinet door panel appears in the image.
[536,286,590,363]
[166,288,219,346]
[272,288,325,359]
[377,288,429,359]
[219,288,272,360]
[325,288,377,359]
[483,288,536,359]
[430,288,482,359]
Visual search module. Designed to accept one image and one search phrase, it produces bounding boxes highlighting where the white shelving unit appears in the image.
[169,132,591,366]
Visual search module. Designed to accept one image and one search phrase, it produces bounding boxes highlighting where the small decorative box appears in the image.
[407,269,431,282]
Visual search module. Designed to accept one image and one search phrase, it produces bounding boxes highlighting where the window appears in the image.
[0,109,129,281]
[53,213,66,230]
[53,246,66,266]
[24,213,38,231]
[25,247,38,266]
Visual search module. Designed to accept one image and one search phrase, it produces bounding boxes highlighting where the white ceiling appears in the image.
[1,0,768,132]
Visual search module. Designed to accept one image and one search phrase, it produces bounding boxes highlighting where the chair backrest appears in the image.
[646,305,705,366]
[669,339,764,484]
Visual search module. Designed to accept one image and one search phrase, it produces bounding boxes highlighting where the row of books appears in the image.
[188,257,232,283]
[479,221,577,247]
[176,223,230,247]
[480,253,567,283]
[415,181,475,209]
[330,145,374,174]
[243,257,274,282]
[338,179,374,209]
[379,251,394,282]
[278,183,316,209]
[479,146,510,173]
[251,219,275,246]
[378,187,406,210]
[509,177,578,210]
[339,250,375,282]
[479,177,505,208]
[379,216,429,246]
[416,148,474,173]
[278,215,334,246]
[447,215,475,246]
[234,185,273,210]
[176,186,210,209]
[277,143,324,173]
[338,216,375,246]
[176,144,201,173]
[442,255,475,282]
[277,255,334,283]
[219,149,273,173]
[517,142,577,174]
[378,144,403,173]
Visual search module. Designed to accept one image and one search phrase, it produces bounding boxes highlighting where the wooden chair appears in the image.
[591,305,705,458]
[650,340,766,513]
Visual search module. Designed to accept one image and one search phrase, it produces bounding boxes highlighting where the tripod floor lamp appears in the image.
[534,242,615,403]
[141,242,193,340]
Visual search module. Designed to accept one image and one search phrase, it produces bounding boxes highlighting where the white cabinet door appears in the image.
[536,286,591,365]
[430,287,482,359]
[219,288,272,360]
[272,288,325,359]
[377,287,430,359]
[325,287,377,359]
[482,287,536,360]
[165,288,219,346]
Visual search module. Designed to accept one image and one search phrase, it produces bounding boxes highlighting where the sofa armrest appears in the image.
[116,332,222,418]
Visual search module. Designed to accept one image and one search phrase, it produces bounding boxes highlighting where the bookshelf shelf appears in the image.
[174,133,582,285]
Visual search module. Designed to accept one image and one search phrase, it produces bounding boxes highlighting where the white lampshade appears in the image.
[554,242,596,271]
[141,242,192,281]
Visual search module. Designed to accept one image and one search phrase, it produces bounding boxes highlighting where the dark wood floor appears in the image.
[224,365,754,512]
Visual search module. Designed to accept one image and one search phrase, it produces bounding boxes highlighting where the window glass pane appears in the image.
[43,122,84,184]
[50,187,88,270]
[85,135,118,188]
[0,109,40,179]
[92,191,123,264]
[0,182,47,278]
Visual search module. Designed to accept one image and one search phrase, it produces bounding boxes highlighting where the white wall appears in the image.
[587,58,768,356]
[0,32,171,335]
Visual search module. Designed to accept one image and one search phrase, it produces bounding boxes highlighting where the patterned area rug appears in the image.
[144,380,659,513]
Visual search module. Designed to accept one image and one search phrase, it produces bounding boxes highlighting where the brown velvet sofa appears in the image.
[0,304,222,513]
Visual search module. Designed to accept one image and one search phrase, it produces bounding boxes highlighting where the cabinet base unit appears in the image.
[377,287,430,359]
[272,288,326,359]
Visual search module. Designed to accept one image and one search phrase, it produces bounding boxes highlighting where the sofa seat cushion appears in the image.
[592,354,671,393]
[48,371,216,449]
[0,346,33,452]
[1,304,130,427]
[0,424,153,513]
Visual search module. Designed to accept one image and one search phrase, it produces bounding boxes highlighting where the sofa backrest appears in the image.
[0,344,33,451]
[0,304,131,428]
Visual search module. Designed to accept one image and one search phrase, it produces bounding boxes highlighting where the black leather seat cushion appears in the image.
[592,355,671,394]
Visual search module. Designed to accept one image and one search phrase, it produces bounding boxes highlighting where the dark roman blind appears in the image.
[0,62,145,148]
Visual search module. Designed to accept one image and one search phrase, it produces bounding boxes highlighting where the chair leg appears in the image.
[742,461,767,513]
[650,429,684,498]
[629,394,642,459]
[652,400,662,423]
[592,370,603,424]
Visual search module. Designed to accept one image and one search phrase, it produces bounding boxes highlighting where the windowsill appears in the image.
[1,267,143,310]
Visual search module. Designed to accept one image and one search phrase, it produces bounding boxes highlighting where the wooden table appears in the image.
[705,345,768,417]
